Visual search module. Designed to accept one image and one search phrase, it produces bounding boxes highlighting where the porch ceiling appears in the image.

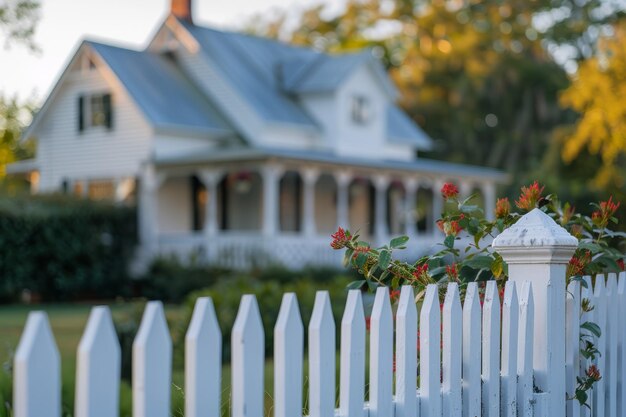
[153,146,508,182]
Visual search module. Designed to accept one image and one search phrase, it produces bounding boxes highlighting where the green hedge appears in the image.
[0,194,137,302]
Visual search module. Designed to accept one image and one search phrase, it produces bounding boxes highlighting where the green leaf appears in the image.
[575,390,588,406]
[465,255,493,270]
[347,280,366,290]
[378,249,391,269]
[577,242,603,254]
[367,280,379,291]
[355,253,368,269]
[390,235,409,248]
[581,321,601,338]
[444,235,455,249]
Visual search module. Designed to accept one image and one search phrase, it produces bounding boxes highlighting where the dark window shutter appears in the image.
[78,95,84,132]
[103,93,113,129]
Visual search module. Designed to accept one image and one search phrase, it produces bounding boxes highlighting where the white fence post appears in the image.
[492,208,578,417]
[592,275,607,417]
[309,291,336,417]
[339,289,366,417]
[462,282,481,417]
[482,280,501,417]
[133,301,172,417]
[565,281,581,417]
[442,282,462,417]
[420,284,441,417]
[75,306,120,417]
[395,285,418,417]
[518,281,534,417]
[185,297,222,417]
[232,295,265,417]
[274,293,304,417]
[605,273,618,417]
[617,272,626,417]
[13,312,61,417]
[500,281,519,417]
[369,287,393,417]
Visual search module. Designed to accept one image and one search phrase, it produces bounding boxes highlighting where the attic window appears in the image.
[351,95,371,124]
[78,93,113,131]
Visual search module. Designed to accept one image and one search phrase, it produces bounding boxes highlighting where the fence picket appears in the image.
[309,291,336,417]
[340,289,366,417]
[185,297,222,417]
[442,283,462,417]
[232,295,265,417]
[395,285,418,417]
[420,284,441,417]
[13,311,61,417]
[592,275,607,417]
[565,281,580,417]
[605,273,618,417]
[462,282,481,417]
[500,281,518,417]
[518,282,534,417]
[275,293,304,417]
[133,301,172,417]
[369,287,393,417]
[482,280,501,417]
[75,306,120,417]
[581,276,594,417]
[617,272,626,417]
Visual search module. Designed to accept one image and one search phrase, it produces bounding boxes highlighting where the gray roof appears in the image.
[387,105,433,149]
[180,21,320,128]
[155,146,507,181]
[88,41,233,136]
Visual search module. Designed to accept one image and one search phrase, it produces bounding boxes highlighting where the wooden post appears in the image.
[492,208,578,417]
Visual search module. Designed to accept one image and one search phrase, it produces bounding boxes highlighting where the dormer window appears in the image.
[78,93,113,132]
[351,95,371,124]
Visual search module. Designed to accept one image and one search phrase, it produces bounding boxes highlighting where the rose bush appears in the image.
[331,181,624,407]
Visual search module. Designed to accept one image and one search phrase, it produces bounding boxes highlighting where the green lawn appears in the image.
[0,302,282,417]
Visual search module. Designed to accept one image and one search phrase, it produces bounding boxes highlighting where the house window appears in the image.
[351,95,371,124]
[78,93,113,131]
[88,180,115,200]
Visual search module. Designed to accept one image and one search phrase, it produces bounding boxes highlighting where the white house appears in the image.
[8,0,506,269]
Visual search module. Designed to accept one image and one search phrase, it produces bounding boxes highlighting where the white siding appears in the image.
[154,135,217,159]
[36,69,152,192]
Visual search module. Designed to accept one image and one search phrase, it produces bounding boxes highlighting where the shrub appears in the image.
[0,194,137,302]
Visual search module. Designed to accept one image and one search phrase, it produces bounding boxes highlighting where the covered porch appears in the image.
[139,150,504,269]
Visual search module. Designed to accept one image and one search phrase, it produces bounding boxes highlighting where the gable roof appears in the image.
[88,41,233,137]
[179,20,320,128]
[387,105,433,149]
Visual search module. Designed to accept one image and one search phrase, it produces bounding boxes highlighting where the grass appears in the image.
[0,302,286,417]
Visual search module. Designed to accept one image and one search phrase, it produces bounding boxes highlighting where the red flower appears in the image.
[495,198,511,219]
[586,365,601,381]
[441,220,463,237]
[330,227,349,249]
[352,245,370,259]
[592,196,620,229]
[436,219,445,232]
[390,290,401,303]
[567,251,591,277]
[413,263,429,283]
[515,181,545,211]
[618,259,625,271]
[446,263,459,281]
[441,182,459,200]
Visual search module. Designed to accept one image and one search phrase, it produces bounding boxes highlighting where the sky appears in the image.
[0,0,339,103]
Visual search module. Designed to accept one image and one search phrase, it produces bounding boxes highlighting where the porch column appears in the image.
[482,182,496,221]
[198,170,222,237]
[262,165,282,236]
[302,168,319,236]
[373,175,390,244]
[404,178,419,239]
[335,171,352,230]
[138,163,166,257]
[433,179,444,235]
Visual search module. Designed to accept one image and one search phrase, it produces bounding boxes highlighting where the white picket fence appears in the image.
[10,209,626,417]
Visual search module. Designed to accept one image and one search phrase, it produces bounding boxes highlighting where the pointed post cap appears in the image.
[492,208,578,264]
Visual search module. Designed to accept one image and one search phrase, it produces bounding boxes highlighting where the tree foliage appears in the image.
[252,0,623,191]
[0,0,40,51]
[0,95,35,178]
[560,22,626,189]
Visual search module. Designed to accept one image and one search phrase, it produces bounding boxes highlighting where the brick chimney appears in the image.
[171,0,192,23]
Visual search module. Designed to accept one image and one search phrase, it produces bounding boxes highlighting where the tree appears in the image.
[559,22,626,190]
[252,0,623,192]
[0,0,40,50]
[0,94,35,177]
